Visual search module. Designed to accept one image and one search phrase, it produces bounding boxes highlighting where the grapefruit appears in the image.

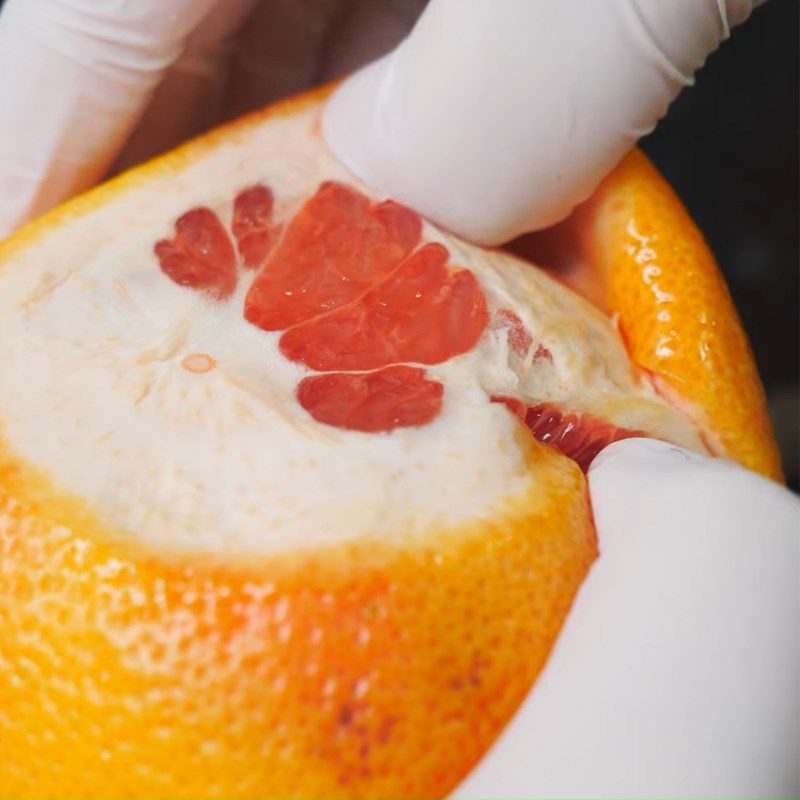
[0,84,781,799]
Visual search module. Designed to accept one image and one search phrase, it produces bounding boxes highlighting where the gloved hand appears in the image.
[455,440,800,799]
[324,0,769,243]
[322,1,800,796]
[0,0,426,237]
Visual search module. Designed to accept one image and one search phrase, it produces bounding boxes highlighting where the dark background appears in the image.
[639,0,798,487]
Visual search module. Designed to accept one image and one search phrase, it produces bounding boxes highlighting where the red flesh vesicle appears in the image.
[492,397,644,471]
[297,366,443,433]
[491,309,553,363]
[244,182,422,332]
[155,208,238,299]
[529,403,643,472]
[232,184,275,269]
[280,243,488,371]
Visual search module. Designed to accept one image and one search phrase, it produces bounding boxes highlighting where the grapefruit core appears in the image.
[0,84,781,799]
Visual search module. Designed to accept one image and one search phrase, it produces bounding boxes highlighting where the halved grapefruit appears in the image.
[0,84,781,799]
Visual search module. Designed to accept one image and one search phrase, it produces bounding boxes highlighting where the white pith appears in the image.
[0,99,704,558]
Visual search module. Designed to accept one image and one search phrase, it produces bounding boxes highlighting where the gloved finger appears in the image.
[454,439,799,798]
[324,0,767,245]
[316,0,426,83]
[218,0,424,124]
[0,0,225,237]
[113,0,261,173]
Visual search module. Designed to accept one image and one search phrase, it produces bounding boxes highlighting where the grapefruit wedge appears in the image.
[0,85,781,799]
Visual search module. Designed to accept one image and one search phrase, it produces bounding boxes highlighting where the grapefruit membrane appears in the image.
[0,86,780,798]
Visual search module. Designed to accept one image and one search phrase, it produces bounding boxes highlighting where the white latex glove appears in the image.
[455,440,800,799]
[0,0,237,235]
[0,0,426,237]
[324,0,768,243]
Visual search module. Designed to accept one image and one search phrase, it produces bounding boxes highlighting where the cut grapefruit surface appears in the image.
[0,85,780,799]
[0,90,702,558]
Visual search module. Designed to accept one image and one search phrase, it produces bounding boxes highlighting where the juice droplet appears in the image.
[181,353,217,374]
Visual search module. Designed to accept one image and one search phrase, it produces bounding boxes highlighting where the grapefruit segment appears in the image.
[155,207,238,299]
[297,366,443,433]
[244,182,421,331]
[232,184,275,269]
[280,243,488,372]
